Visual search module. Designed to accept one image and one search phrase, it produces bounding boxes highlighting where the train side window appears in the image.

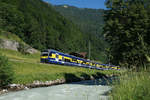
[92,63,96,67]
[82,61,86,64]
[41,53,48,56]
[72,58,77,63]
[93,63,94,66]
[56,54,59,58]
[86,62,90,66]
[65,58,71,62]
[95,64,98,67]
[90,63,92,66]
[72,58,77,62]
[75,60,79,64]
[49,53,52,57]
[97,64,101,67]
[77,60,81,64]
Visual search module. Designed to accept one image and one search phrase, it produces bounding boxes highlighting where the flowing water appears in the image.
[0,79,112,100]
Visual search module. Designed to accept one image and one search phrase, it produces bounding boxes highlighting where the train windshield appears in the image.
[41,53,48,56]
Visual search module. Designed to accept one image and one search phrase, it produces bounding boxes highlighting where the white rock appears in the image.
[9,84,19,87]
[2,89,8,92]
[24,87,29,90]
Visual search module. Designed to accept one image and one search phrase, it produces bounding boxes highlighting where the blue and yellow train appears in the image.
[40,49,120,70]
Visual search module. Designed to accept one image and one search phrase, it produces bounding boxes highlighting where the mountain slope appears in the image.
[0,0,86,53]
[54,5,104,34]
[54,5,107,61]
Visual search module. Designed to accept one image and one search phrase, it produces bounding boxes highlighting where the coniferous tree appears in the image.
[104,0,150,68]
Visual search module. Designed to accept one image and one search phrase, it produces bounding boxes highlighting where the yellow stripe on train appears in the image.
[40,56,48,59]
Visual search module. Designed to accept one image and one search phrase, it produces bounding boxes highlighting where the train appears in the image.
[40,49,120,70]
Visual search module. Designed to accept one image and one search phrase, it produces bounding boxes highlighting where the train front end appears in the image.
[40,50,50,63]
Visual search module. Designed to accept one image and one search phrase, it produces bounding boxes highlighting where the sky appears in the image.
[43,0,106,9]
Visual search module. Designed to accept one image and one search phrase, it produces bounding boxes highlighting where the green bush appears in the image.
[0,54,14,87]
[18,42,29,55]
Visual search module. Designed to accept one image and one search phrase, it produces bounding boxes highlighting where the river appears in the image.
[0,79,112,100]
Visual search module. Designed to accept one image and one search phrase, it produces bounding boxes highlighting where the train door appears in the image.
[61,56,65,64]
[55,53,59,62]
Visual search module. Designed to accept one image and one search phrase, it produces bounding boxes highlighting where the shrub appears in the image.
[18,42,29,55]
[0,54,14,87]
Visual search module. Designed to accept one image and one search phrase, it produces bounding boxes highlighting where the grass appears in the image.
[10,60,120,84]
[0,48,121,84]
[0,49,40,63]
[111,69,150,100]
[10,61,100,84]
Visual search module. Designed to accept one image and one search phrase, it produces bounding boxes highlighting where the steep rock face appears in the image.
[0,39,19,51]
[0,39,38,54]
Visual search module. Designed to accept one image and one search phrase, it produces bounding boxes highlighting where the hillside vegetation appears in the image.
[54,5,107,61]
[0,29,23,42]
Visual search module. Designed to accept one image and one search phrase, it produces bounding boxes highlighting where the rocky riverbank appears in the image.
[0,73,117,95]
[0,79,66,95]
